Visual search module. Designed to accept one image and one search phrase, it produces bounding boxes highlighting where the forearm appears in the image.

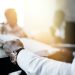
[17,49,71,75]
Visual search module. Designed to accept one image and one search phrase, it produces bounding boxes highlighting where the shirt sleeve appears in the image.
[17,49,71,75]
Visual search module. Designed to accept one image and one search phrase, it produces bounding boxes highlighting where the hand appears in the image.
[3,39,24,64]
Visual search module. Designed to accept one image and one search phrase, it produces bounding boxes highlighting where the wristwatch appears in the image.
[3,39,24,64]
[10,47,24,64]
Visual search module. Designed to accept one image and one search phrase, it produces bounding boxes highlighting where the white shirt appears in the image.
[17,49,71,75]
[55,22,65,39]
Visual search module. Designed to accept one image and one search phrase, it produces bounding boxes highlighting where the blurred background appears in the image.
[0,0,74,45]
[0,0,57,43]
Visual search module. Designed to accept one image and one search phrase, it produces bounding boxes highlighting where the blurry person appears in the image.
[2,8,27,38]
[56,0,75,48]
[50,10,65,44]
[49,10,73,63]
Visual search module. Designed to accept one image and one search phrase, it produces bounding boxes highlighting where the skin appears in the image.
[49,10,65,43]
[48,11,73,63]
[5,9,17,28]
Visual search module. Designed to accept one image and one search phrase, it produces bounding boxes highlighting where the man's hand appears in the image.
[3,39,24,64]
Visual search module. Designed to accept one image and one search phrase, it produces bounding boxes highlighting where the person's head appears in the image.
[54,10,65,27]
[5,8,17,27]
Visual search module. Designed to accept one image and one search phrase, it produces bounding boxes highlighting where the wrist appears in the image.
[10,48,24,64]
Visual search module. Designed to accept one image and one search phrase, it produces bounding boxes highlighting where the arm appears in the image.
[17,49,71,75]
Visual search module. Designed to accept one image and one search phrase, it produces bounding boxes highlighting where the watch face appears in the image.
[10,52,17,64]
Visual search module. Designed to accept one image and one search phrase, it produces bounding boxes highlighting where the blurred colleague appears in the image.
[2,8,27,38]
[49,10,74,63]
[56,0,75,45]
[50,10,65,44]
